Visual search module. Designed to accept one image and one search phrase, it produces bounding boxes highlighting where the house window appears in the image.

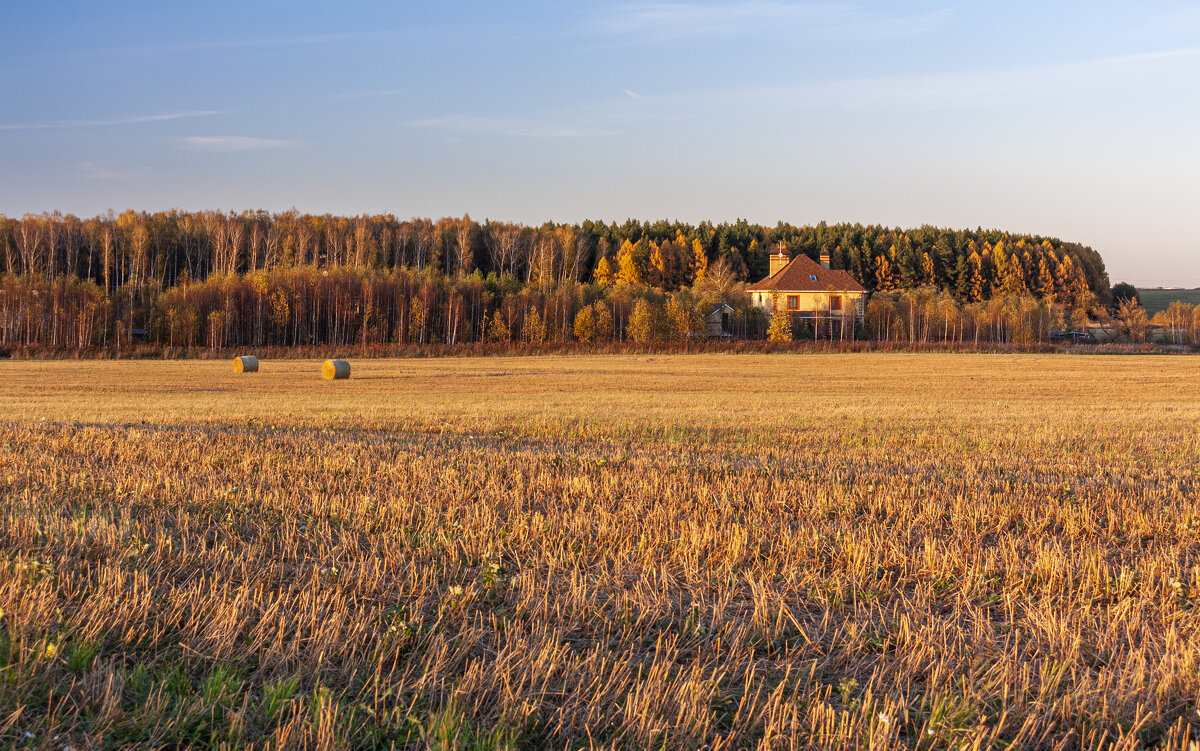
[830,295,842,311]
[787,295,799,310]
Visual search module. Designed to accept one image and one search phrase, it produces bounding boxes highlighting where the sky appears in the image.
[2,1,1199,286]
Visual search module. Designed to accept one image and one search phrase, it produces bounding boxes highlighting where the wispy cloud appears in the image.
[623,89,645,100]
[408,116,611,139]
[801,46,1200,108]
[180,136,299,151]
[0,110,221,131]
[656,46,1200,113]
[597,2,949,41]
[72,161,147,180]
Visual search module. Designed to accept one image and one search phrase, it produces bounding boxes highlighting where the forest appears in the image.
[0,209,1124,350]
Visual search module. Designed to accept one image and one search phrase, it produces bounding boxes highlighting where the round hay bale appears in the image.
[233,355,259,373]
[322,359,350,380]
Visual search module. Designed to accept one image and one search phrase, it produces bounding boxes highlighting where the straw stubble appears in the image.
[1,353,1198,748]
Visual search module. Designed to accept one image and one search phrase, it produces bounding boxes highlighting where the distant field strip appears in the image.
[1,354,1199,748]
[1138,288,1200,315]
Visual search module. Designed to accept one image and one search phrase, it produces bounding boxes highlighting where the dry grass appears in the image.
[1,353,1199,749]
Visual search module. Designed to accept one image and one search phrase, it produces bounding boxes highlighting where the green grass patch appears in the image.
[1137,288,1200,315]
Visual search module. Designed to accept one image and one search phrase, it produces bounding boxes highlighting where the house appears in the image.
[748,248,867,337]
[704,304,734,338]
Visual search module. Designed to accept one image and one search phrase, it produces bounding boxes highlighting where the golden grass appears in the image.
[1,353,1199,749]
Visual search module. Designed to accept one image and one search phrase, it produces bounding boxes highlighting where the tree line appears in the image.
[2,269,1142,351]
[0,209,1117,350]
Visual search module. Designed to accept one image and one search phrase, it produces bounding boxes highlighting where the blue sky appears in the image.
[2,1,1199,285]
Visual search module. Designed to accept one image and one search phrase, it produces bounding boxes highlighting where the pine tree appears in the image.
[896,236,918,287]
[953,256,971,301]
[933,236,955,280]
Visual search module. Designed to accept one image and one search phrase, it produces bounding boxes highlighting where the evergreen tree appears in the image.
[933,236,955,282]
[953,256,970,300]
[1110,281,1140,308]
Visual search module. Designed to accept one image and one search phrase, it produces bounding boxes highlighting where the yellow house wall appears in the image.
[753,291,865,317]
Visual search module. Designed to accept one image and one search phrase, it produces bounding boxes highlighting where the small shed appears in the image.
[705,304,734,338]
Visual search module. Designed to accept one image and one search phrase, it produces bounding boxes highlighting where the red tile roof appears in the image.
[747,253,867,293]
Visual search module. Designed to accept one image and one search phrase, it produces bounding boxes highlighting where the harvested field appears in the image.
[2,354,1200,749]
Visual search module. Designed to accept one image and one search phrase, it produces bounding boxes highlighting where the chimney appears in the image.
[769,246,790,277]
[819,251,831,270]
